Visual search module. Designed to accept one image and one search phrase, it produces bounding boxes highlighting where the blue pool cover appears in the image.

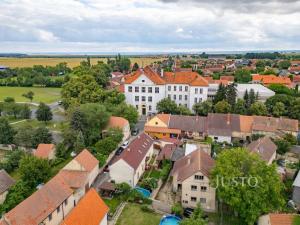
[159,215,181,225]
[135,186,151,198]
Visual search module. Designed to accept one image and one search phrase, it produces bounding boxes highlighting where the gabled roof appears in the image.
[171,149,214,182]
[252,116,298,133]
[61,188,109,225]
[156,114,171,125]
[5,175,73,225]
[247,137,277,163]
[0,170,15,194]
[125,66,165,85]
[252,74,291,85]
[169,115,206,133]
[207,113,241,136]
[73,149,99,172]
[34,144,55,159]
[108,116,129,129]
[163,71,208,86]
[111,133,154,170]
[268,213,297,225]
[56,170,88,189]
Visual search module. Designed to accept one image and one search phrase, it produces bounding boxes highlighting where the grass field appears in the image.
[116,204,162,225]
[0,87,61,103]
[0,57,166,68]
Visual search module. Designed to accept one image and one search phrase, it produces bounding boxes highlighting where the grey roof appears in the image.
[207,113,240,136]
[0,169,15,194]
[247,137,277,162]
[169,115,206,133]
[294,171,300,187]
[171,147,185,162]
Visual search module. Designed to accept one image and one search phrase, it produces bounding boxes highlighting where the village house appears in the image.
[258,213,299,225]
[60,188,109,225]
[0,170,15,204]
[124,66,209,115]
[251,74,292,87]
[293,171,300,209]
[34,143,56,160]
[105,116,130,141]
[171,150,216,212]
[289,61,300,75]
[0,149,99,225]
[247,137,277,165]
[109,133,154,187]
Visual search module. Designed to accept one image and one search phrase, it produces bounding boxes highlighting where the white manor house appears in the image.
[124,66,209,115]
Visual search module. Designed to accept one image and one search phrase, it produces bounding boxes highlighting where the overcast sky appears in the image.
[0,0,300,53]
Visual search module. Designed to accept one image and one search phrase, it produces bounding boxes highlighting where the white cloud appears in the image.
[0,0,299,52]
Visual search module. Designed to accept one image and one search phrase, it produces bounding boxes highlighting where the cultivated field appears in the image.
[0,87,61,103]
[0,57,166,68]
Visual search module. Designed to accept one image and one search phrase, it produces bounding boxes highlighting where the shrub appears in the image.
[171,203,183,216]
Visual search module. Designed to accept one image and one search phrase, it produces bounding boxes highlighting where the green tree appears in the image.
[214,100,231,113]
[36,102,52,123]
[272,102,286,117]
[70,108,87,133]
[32,127,53,148]
[14,124,34,148]
[193,100,213,116]
[180,204,207,225]
[74,131,85,153]
[249,102,268,116]
[213,83,227,104]
[19,155,51,189]
[171,203,184,217]
[235,69,251,83]
[55,143,69,159]
[289,98,300,120]
[274,138,291,154]
[132,62,139,71]
[177,105,191,115]
[95,137,118,155]
[4,97,15,103]
[211,148,284,225]
[0,150,24,173]
[226,83,237,107]
[234,99,246,115]
[278,60,291,69]
[20,104,31,119]
[0,117,15,144]
[111,103,138,128]
[22,91,34,102]
[157,98,178,114]
[265,94,293,115]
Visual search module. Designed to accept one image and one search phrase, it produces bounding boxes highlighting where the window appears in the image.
[48,213,52,221]
[128,86,132,92]
[201,186,207,192]
[191,185,197,191]
[183,200,188,204]
[142,96,146,101]
[149,105,152,111]
[155,87,159,93]
[194,98,197,103]
[135,87,139,92]
[185,86,188,91]
[142,87,146,93]
[148,87,152,93]
[191,197,197,202]
[136,105,138,109]
[168,94,171,99]
[200,198,206,203]
[57,206,60,214]
[142,79,145,83]
[185,95,188,100]
[168,86,171,91]
[199,88,203,94]
[195,88,198,94]
[195,175,204,180]
[148,96,152,102]
[174,86,177,91]
[173,95,176,100]
[179,86,182,91]
[135,96,139,101]
[179,95,182,100]
[64,199,68,206]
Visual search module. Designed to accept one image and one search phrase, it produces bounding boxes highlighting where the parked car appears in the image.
[131,128,139,136]
[115,147,124,156]
[121,141,129,148]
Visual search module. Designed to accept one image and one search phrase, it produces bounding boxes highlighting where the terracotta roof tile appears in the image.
[171,149,214,182]
[73,149,99,172]
[156,114,170,125]
[56,170,88,189]
[269,213,297,225]
[144,126,181,134]
[252,74,291,86]
[125,66,165,85]
[108,116,129,129]
[61,188,109,225]
[157,144,176,161]
[163,71,208,86]
[34,144,55,159]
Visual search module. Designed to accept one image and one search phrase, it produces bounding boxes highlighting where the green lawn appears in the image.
[116,204,162,225]
[0,87,61,103]
[104,197,123,215]
[207,212,244,225]
[11,119,67,132]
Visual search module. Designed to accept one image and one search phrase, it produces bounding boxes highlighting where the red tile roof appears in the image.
[269,213,297,225]
[111,133,154,170]
[144,126,181,134]
[34,144,55,159]
[108,116,129,130]
[220,75,234,82]
[74,149,99,172]
[5,175,73,225]
[157,144,176,161]
[252,74,291,86]
[125,66,165,85]
[164,71,208,86]
[171,149,215,182]
[61,188,109,225]
[0,170,15,194]
[156,114,171,125]
[56,170,88,189]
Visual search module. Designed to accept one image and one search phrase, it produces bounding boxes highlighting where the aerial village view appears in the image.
[0,0,300,225]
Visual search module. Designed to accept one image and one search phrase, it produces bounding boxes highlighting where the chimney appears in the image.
[160,68,164,77]
[187,157,191,165]
[226,114,230,125]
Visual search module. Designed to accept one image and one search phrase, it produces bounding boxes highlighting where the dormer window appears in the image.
[142,80,145,82]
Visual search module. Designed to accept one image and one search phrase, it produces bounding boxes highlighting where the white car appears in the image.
[121,141,129,148]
